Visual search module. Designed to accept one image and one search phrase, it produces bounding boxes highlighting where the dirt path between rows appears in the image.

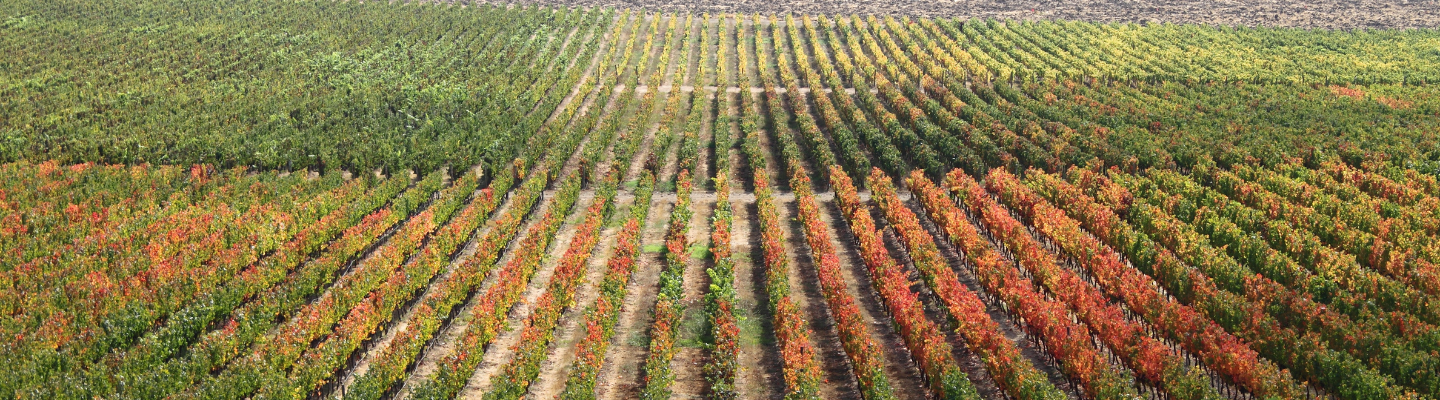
[594,198,672,399]
[328,180,503,396]
[733,87,793,400]
[525,216,628,398]
[389,28,620,395]
[444,187,596,398]
[522,190,636,399]
[820,199,930,400]
[668,196,715,399]
[592,15,699,397]
[666,21,719,393]
[901,197,1081,399]
[392,187,587,399]
[874,207,1005,399]
[513,14,680,399]
[329,20,615,396]
[778,198,864,400]
[732,199,785,400]
[409,13,654,398]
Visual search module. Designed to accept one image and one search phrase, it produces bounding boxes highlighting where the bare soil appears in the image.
[522,27,666,394]
[819,199,929,400]
[447,189,596,398]
[779,199,864,400]
[900,197,1082,399]
[521,203,631,399]
[666,93,718,400]
[667,195,715,399]
[594,200,672,399]
[732,199,786,400]
[387,25,623,396]
[331,23,619,397]
[874,206,1006,399]
[272,4,1405,399]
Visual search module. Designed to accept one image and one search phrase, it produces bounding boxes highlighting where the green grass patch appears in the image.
[627,330,649,348]
[676,306,710,348]
[736,305,772,346]
[689,243,711,259]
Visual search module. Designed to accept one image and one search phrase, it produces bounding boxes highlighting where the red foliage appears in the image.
[832,167,975,399]
[792,170,893,397]
[941,170,1141,398]
[755,171,824,397]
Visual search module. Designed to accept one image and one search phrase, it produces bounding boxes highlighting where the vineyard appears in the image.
[4,1,1440,399]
